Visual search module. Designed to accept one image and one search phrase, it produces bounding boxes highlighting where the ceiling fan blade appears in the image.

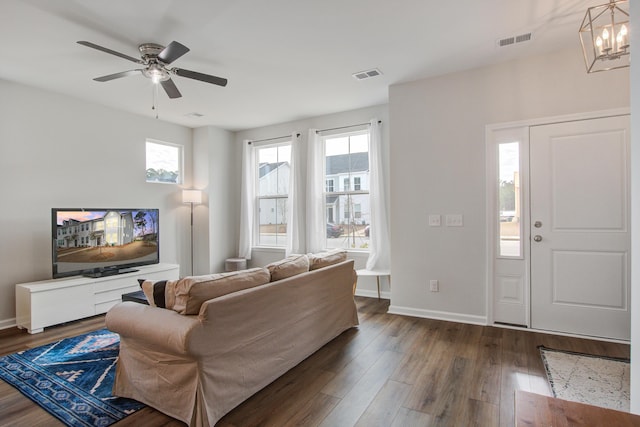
[77,41,143,64]
[158,41,190,64]
[160,78,182,99]
[173,68,228,87]
[93,69,142,82]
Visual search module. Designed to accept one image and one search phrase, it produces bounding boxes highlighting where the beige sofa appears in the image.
[105,254,358,427]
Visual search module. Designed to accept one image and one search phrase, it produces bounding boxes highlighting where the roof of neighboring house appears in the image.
[258,153,368,179]
[326,195,339,204]
[326,152,369,175]
[259,161,287,178]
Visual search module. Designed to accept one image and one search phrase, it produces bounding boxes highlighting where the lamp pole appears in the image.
[182,189,202,276]
[190,201,194,276]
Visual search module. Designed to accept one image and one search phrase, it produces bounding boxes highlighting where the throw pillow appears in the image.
[308,249,347,271]
[172,267,271,315]
[266,254,309,281]
[140,279,179,309]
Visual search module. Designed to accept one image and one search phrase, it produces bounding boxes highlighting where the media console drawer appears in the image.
[15,263,179,334]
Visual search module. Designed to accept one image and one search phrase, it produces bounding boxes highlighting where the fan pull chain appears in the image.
[152,84,159,119]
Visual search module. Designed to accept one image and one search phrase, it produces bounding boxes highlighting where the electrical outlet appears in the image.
[429,279,439,292]
[428,215,441,227]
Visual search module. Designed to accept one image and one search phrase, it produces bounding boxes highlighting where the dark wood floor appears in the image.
[0,297,630,427]
[516,390,640,426]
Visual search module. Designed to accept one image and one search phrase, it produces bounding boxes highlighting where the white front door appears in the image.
[529,115,630,340]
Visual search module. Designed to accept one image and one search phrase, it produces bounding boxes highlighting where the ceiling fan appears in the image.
[77,40,228,99]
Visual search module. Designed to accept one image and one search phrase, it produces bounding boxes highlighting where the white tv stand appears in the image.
[15,263,179,334]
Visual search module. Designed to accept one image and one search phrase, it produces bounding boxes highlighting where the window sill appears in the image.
[251,247,369,255]
[252,246,286,253]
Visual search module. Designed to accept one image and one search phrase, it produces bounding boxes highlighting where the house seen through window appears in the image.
[324,131,370,250]
[146,139,182,184]
[256,142,291,246]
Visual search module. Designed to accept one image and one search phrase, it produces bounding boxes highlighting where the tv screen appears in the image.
[52,208,159,278]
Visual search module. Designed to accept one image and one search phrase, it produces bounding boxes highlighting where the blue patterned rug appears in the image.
[0,328,143,426]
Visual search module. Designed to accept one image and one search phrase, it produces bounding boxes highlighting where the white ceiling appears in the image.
[1,0,597,131]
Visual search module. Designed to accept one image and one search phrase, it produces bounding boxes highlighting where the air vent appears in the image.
[185,112,204,118]
[497,32,533,47]
[352,68,383,81]
[499,37,515,47]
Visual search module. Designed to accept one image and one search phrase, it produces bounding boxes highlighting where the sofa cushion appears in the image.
[140,279,179,309]
[308,249,347,271]
[172,268,271,315]
[266,254,309,281]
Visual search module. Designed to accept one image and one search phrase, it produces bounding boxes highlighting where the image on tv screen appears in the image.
[53,209,159,276]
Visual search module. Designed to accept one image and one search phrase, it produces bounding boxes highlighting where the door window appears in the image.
[498,142,521,257]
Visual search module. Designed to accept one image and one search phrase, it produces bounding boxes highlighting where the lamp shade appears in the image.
[182,189,202,204]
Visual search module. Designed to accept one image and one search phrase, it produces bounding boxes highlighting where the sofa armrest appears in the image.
[106,302,201,355]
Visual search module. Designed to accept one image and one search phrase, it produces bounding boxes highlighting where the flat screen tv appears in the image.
[52,208,159,278]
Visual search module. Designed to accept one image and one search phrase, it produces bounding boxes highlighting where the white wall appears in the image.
[0,79,193,327]
[389,47,629,322]
[629,2,639,415]
[234,104,390,297]
[193,126,239,274]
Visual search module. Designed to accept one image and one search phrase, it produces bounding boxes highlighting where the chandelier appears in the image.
[579,0,629,73]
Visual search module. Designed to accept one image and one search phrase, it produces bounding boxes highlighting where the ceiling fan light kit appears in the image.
[77,40,228,99]
[143,64,170,84]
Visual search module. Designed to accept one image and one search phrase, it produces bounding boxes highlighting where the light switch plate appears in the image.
[428,215,441,226]
[445,214,463,227]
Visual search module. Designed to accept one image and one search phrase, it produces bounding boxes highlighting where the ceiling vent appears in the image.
[497,32,532,47]
[352,68,383,81]
[185,112,204,118]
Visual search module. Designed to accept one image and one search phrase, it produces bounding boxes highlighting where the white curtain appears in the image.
[238,140,255,260]
[306,129,325,253]
[285,133,305,255]
[365,119,391,271]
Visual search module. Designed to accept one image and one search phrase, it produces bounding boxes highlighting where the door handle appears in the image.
[533,235,542,242]
[534,221,542,228]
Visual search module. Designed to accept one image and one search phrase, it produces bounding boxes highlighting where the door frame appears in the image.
[485,108,630,329]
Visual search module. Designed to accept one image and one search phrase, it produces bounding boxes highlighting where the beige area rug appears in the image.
[539,346,630,412]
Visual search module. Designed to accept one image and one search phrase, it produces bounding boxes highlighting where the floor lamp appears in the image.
[182,189,202,276]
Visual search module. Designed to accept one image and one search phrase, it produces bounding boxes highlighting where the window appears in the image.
[256,142,291,246]
[354,177,361,191]
[498,142,521,257]
[326,179,334,192]
[146,139,182,184]
[324,131,370,250]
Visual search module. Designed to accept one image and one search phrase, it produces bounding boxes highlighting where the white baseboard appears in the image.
[388,305,487,326]
[492,322,630,344]
[354,289,390,299]
[0,317,16,330]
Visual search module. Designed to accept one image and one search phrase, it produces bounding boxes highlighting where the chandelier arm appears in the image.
[613,6,629,18]
[589,6,609,23]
